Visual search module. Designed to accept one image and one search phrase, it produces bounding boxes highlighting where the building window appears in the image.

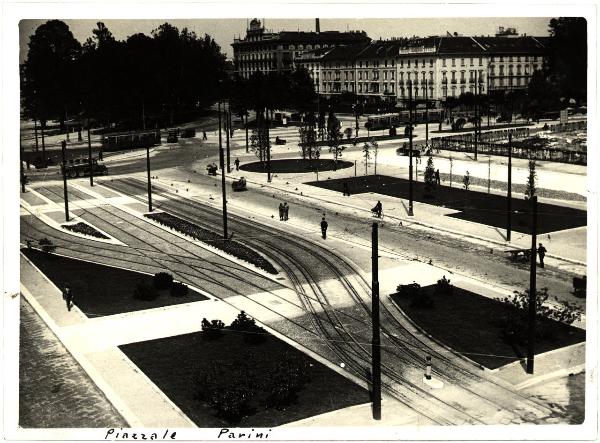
[478,58,483,66]
[442,59,447,67]
[452,58,456,67]
[407,59,411,68]
[499,56,503,62]
[422,59,425,68]
[400,59,403,68]
[391,71,395,80]
[430,59,434,67]
[461,58,465,66]
[470,57,473,66]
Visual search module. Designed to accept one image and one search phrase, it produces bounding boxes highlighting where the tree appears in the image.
[547,17,587,102]
[499,287,582,343]
[362,141,372,175]
[423,155,436,198]
[525,159,537,200]
[326,113,345,169]
[21,20,82,132]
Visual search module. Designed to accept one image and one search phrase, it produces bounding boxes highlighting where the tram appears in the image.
[101,129,162,152]
[365,109,445,130]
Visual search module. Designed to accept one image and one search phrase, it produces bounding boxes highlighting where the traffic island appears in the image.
[307,175,586,234]
[21,248,208,317]
[119,320,369,427]
[390,283,585,370]
[61,221,110,239]
[240,159,353,174]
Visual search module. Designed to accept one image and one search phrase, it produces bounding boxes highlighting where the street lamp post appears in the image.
[87,118,94,187]
[408,80,414,216]
[60,140,70,222]
[219,101,228,239]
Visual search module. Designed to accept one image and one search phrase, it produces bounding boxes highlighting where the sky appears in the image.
[19,17,553,63]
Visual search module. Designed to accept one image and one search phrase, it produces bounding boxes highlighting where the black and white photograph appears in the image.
[2,2,598,441]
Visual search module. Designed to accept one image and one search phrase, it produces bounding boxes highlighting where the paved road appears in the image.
[19,297,127,428]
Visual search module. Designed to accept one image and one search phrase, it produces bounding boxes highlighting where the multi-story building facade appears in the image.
[296,31,549,103]
[231,19,370,79]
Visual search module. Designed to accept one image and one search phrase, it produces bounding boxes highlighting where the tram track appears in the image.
[97,177,556,423]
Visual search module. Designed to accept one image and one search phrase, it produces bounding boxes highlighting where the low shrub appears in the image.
[397,282,434,309]
[195,364,256,423]
[263,353,310,410]
[230,311,267,344]
[133,281,159,301]
[170,281,189,297]
[201,318,225,340]
[145,212,278,275]
[153,272,174,290]
[62,222,109,239]
[434,275,453,296]
[38,237,56,254]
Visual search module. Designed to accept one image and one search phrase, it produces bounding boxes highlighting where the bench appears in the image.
[506,248,532,262]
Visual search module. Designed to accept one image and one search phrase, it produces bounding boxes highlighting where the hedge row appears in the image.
[145,212,278,275]
[62,222,109,239]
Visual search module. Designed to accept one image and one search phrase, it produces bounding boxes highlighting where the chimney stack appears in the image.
[316,18,320,33]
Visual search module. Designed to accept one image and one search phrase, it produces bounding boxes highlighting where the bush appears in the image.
[397,282,434,309]
[201,318,225,340]
[145,212,278,274]
[194,364,256,423]
[230,311,267,344]
[133,281,159,301]
[434,275,453,296]
[497,287,582,343]
[62,222,109,239]
[264,353,310,410]
[170,281,189,297]
[153,272,174,290]
[38,237,56,254]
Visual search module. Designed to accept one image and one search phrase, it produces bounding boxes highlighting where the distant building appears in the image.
[296,33,549,103]
[231,19,370,79]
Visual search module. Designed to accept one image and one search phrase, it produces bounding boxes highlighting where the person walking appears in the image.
[202,131,207,140]
[320,217,328,239]
[283,202,289,221]
[537,243,547,268]
[435,169,441,185]
[278,203,284,221]
[234,158,240,171]
[63,284,74,312]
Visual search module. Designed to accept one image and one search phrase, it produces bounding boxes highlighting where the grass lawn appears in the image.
[307,175,586,234]
[390,285,585,369]
[240,159,353,174]
[22,248,208,317]
[119,329,370,427]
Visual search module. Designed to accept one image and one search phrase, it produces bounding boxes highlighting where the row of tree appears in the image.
[21,20,228,132]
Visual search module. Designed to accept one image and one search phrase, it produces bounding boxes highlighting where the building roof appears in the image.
[475,36,548,54]
[232,30,370,47]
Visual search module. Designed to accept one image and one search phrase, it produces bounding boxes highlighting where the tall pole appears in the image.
[226,104,231,173]
[425,79,429,147]
[41,121,47,168]
[87,118,93,187]
[526,195,538,374]
[219,102,229,239]
[34,119,39,152]
[507,133,512,242]
[266,108,272,183]
[60,140,70,221]
[408,81,414,216]
[245,112,249,153]
[218,101,224,166]
[474,70,478,161]
[371,222,382,420]
[146,144,152,212]
[20,143,26,193]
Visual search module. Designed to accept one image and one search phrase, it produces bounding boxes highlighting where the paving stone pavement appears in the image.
[19,297,127,428]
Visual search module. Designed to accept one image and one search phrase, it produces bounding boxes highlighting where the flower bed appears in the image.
[145,212,278,275]
[61,221,109,239]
